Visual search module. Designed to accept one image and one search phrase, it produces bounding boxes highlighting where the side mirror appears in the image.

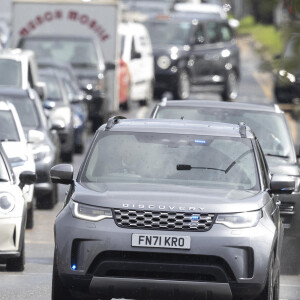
[19,171,37,189]
[270,174,295,194]
[28,129,44,144]
[105,62,115,71]
[51,120,65,131]
[50,164,73,185]
[35,81,47,102]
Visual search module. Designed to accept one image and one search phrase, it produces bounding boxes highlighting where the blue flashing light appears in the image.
[71,264,77,271]
[194,139,207,144]
[191,215,200,221]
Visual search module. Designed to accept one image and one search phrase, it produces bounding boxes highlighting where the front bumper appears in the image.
[0,216,24,257]
[55,205,276,299]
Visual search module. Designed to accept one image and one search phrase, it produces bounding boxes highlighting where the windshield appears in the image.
[145,21,192,46]
[0,111,20,141]
[22,38,99,67]
[8,98,40,129]
[40,74,62,101]
[0,59,22,88]
[82,132,259,191]
[156,107,293,160]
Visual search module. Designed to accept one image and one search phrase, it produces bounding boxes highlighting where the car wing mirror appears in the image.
[28,129,44,144]
[270,174,295,194]
[35,81,47,102]
[19,171,37,190]
[50,164,74,185]
[132,51,142,60]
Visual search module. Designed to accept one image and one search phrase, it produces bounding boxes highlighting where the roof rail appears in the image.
[105,116,126,131]
[239,122,247,138]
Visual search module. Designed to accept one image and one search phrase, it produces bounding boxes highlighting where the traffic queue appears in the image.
[0,0,299,300]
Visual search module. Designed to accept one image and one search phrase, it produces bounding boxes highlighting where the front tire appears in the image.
[174,70,190,100]
[255,252,279,300]
[52,250,74,300]
[221,71,238,101]
[6,238,25,272]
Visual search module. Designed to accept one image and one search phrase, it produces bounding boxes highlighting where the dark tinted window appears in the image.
[206,22,220,43]
[8,98,40,129]
[0,111,20,141]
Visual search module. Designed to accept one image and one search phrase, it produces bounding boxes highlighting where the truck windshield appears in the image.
[0,59,22,88]
[145,21,192,46]
[22,38,100,68]
[82,132,259,191]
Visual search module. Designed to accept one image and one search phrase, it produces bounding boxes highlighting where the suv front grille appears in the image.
[113,209,215,231]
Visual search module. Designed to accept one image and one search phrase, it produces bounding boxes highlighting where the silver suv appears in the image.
[50,117,294,300]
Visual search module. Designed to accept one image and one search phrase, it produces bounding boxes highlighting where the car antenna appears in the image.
[105,116,127,131]
[239,122,247,138]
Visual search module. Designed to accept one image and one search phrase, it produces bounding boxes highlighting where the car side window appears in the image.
[206,22,220,44]
[194,24,205,45]
[220,24,233,42]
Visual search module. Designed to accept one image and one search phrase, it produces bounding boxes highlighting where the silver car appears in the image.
[51,117,293,300]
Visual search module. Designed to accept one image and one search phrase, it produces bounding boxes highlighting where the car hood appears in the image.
[72,182,268,214]
[266,156,300,176]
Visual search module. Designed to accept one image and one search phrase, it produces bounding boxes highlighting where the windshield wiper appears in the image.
[265,153,289,159]
[0,178,8,182]
[177,164,226,172]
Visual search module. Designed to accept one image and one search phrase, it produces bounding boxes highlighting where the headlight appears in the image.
[71,201,112,222]
[0,193,15,214]
[32,144,51,161]
[79,76,104,91]
[216,211,262,229]
[157,56,171,70]
[278,69,296,83]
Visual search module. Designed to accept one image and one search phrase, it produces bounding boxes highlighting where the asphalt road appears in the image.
[1,36,300,300]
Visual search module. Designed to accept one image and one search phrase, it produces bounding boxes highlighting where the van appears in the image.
[119,22,154,106]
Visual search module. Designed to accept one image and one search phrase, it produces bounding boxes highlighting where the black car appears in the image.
[19,35,109,131]
[274,33,300,103]
[144,15,240,100]
[39,68,75,163]
[0,87,61,209]
[50,117,292,299]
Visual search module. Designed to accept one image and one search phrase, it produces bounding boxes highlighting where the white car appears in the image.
[0,143,36,271]
[0,101,36,228]
[119,22,155,106]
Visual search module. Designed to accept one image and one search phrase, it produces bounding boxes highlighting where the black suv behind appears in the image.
[144,15,240,100]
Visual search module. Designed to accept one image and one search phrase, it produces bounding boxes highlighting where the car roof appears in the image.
[0,48,35,61]
[100,118,255,139]
[156,100,282,114]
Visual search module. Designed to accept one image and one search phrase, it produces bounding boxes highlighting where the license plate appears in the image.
[132,234,191,249]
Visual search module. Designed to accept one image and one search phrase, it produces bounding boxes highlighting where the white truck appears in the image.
[11,0,120,131]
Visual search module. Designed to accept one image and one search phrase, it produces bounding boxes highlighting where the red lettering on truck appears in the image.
[68,11,78,20]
